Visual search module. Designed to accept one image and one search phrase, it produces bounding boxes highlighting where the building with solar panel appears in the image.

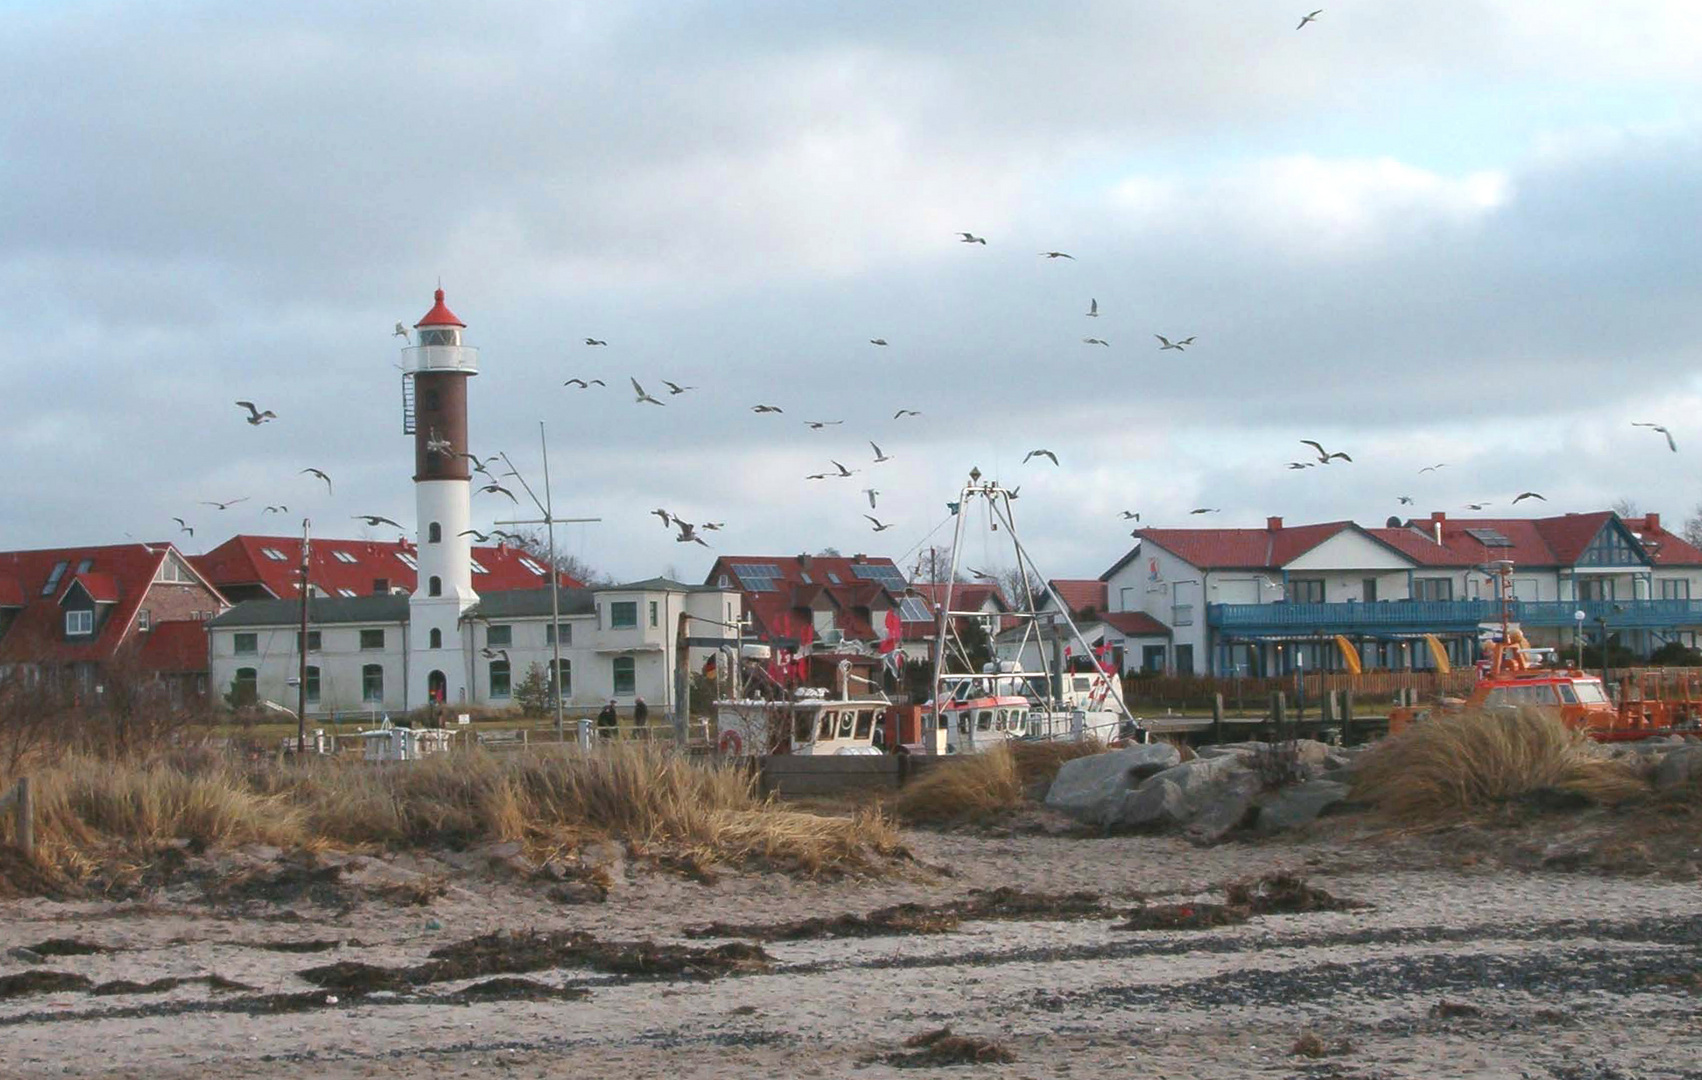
[1096,509,1702,677]
[702,553,928,659]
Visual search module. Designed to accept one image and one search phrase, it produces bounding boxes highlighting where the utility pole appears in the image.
[495,425,600,735]
[296,518,312,756]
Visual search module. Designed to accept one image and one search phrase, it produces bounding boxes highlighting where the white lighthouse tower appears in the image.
[403,287,480,708]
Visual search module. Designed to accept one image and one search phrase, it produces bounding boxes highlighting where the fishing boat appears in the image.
[919,470,1143,754]
[713,651,893,755]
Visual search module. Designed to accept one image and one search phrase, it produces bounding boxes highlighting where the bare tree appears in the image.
[909,545,968,585]
[997,566,1044,613]
[1683,505,1702,549]
[511,530,612,586]
[1611,497,1640,519]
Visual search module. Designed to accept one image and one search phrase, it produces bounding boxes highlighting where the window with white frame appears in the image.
[138,608,151,631]
[518,556,547,577]
[261,547,288,562]
[234,632,257,655]
[332,550,359,564]
[396,552,417,569]
[469,557,488,574]
[1661,578,1692,600]
[65,609,94,635]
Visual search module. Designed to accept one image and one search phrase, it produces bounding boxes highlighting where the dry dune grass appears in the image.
[1352,708,1648,821]
[10,743,901,884]
[895,739,1104,824]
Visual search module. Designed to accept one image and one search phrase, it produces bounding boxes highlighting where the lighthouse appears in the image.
[404,287,480,708]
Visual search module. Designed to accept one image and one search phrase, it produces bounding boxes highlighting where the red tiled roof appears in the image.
[907,583,1009,616]
[191,535,582,600]
[1100,611,1173,637]
[1624,515,1702,566]
[0,576,23,607]
[1381,512,1630,569]
[136,619,208,673]
[705,554,907,644]
[0,543,207,666]
[1132,522,1357,571]
[414,287,464,328]
[65,572,121,604]
[1047,579,1107,617]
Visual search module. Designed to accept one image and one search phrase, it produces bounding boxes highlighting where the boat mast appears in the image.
[926,472,975,754]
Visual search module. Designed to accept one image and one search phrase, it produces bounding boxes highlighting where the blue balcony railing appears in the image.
[1207,599,1702,633]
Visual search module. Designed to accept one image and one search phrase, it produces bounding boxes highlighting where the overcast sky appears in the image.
[3,1,1699,584]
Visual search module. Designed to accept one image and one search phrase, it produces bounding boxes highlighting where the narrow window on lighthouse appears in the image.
[429,576,442,597]
[425,389,440,411]
[430,628,442,649]
[429,522,442,543]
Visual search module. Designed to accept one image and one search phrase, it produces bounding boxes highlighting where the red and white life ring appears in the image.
[718,729,743,755]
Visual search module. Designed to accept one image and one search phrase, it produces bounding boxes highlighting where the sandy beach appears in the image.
[4,815,1700,1080]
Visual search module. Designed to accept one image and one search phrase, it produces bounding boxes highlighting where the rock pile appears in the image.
[1044,740,1363,843]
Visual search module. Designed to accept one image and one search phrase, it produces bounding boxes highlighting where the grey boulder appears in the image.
[1654,744,1702,790]
[1254,780,1351,834]
[1044,743,1183,825]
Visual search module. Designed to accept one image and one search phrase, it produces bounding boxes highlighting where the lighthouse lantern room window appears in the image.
[417,328,460,347]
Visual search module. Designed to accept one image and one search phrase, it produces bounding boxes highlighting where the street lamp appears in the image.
[1573,610,1585,670]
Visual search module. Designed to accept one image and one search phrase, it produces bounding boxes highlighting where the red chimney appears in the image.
[1645,512,1660,530]
[1430,511,1446,524]
[1266,516,1283,531]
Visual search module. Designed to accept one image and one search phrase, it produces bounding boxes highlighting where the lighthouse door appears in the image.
[428,670,447,703]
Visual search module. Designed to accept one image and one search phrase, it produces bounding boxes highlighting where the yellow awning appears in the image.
[1333,635,1362,676]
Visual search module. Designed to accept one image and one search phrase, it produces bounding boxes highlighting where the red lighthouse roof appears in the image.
[415,288,465,328]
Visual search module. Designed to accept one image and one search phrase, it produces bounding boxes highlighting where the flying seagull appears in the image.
[1464,502,1492,511]
[1154,335,1195,351]
[968,567,997,581]
[172,518,193,536]
[865,516,894,532]
[1086,298,1099,317]
[235,400,276,425]
[1286,462,1316,470]
[300,467,333,494]
[200,497,248,511]
[459,452,496,476]
[480,647,508,662]
[1398,496,1414,505]
[425,429,454,456]
[1297,8,1322,29]
[563,378,600,388]
[1301,439,1352,464]
[1082,337,1110,347]
[1041,251,1075,260]
[869,338,888,346]
[1190,507,1221,515]
[353,514,403,529]
[584,338,608,346]
[650,508,672,527]
[805,420,844,429]
[393,322,410,341]
[957,232,987,245]
[870,441,891,463]
[893,409,921,419]
[674,519,709,546]
[1023,449,1059,465]
[630,378,665,406]
[701,522,724,531]
[661,380,696,395]
[805,473,828,481]
[862,488,880,509]
[830,460,857,478]
[1120,511,1141,521]
[263,505,288,514]
[479,483,519,503]
[1419,463,1449,473]
[752,404,784,413]
[1633,422,1678,452]
[1513,492,1547,504]
[459,529,491,542]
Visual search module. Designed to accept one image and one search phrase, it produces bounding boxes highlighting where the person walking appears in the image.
[596,699,618,739]
[632,696,649,733]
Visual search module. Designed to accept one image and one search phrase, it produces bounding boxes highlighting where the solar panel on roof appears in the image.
[897,596,932,622]
[851,564,906,590]
[1464,527,1514,548]
[733,564,782,591]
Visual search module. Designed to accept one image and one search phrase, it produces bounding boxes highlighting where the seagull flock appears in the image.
[198,11,1678,562]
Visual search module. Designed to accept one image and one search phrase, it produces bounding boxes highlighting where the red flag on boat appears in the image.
[879,607,902,654]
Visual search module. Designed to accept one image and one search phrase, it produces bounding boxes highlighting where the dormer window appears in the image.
[417,328,460,347]
[66,610,93,635]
